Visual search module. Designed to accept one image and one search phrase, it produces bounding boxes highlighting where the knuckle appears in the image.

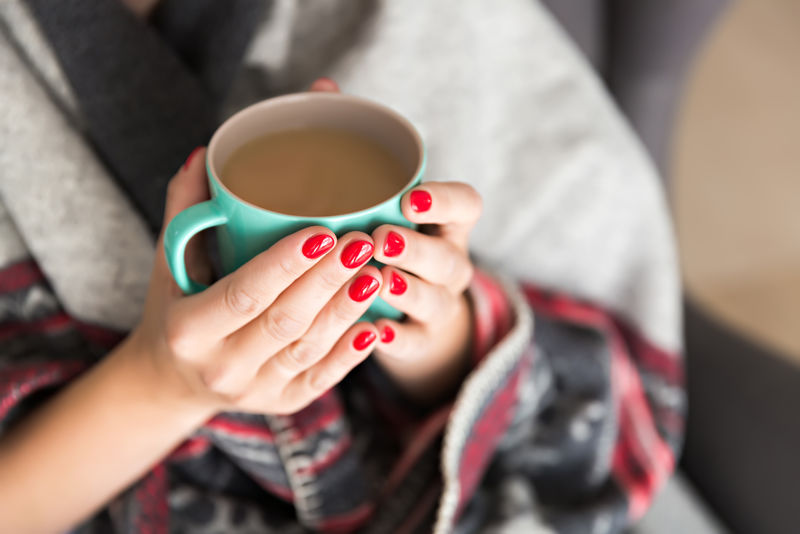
[282,340,319,371]
[440,246,474,292]
[311,358,349,391]
[330,297,358,326]
[416,288,441,323]
[200,365,241,400]
[261,307,306,342]
[317,268,344,293]
[276,255,300,282]
[307,370,332,392]
[164,316,194,356]
[224,283,261,316]
[436,285,457,319]
[415,284,439,320]
[442,251,460,282]
[458,262,475,292]
[425,287,456,326]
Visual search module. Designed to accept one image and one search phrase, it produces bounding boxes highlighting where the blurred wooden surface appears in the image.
[674,0,800,363]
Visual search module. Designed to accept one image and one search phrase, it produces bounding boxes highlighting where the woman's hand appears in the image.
[306,77,484,403]
[370,182,483,403]
[0,149,385,533]
[0,78,383,534]
[130,147,383,415]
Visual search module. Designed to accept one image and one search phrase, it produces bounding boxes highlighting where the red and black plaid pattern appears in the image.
[1,257,683,533]
[0,260,121,431]
[523,286,684,522]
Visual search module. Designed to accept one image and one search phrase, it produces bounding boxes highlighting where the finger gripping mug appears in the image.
[163,93,426,321]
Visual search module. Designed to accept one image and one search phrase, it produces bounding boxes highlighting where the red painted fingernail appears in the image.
[389,271,407,295]
[302,233,335,259]
[341,240,374,269]
[380,325,395,343]
[353,330,377,351]
[349,275,380,302]
[183,146,203,170]
[409,190,432,212]
[383,231,405,257]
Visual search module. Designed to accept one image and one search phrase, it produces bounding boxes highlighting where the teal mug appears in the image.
[164,93,426,321]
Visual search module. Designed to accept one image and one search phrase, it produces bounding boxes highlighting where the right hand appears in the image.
[127,147,382,415]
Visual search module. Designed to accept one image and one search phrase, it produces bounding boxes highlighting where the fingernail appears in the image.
[409,190,432,212]
[302,233,335,259]
[353,330,377,351]
[389,272,407,295]
[380,325,395,343]
[383,231,405,257]
[341,240,374,269]
[183,147,203,170]
[349,275,380,302]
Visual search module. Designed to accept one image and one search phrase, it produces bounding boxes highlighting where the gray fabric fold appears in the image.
[24,0,267,232]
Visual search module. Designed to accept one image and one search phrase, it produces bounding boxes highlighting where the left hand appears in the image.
[371,182,483,403]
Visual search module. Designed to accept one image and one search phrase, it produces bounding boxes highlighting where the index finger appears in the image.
[401,182,483,250]
[169,226,337,344]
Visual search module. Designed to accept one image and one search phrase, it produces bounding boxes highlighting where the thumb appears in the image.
[162,147,210,230]
[309,77,340,93]
[155,147,212,291]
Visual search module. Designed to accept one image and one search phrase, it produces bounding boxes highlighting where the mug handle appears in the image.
[164,200,228,294]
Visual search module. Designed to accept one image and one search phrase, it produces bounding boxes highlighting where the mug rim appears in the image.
[205,92,427,220]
